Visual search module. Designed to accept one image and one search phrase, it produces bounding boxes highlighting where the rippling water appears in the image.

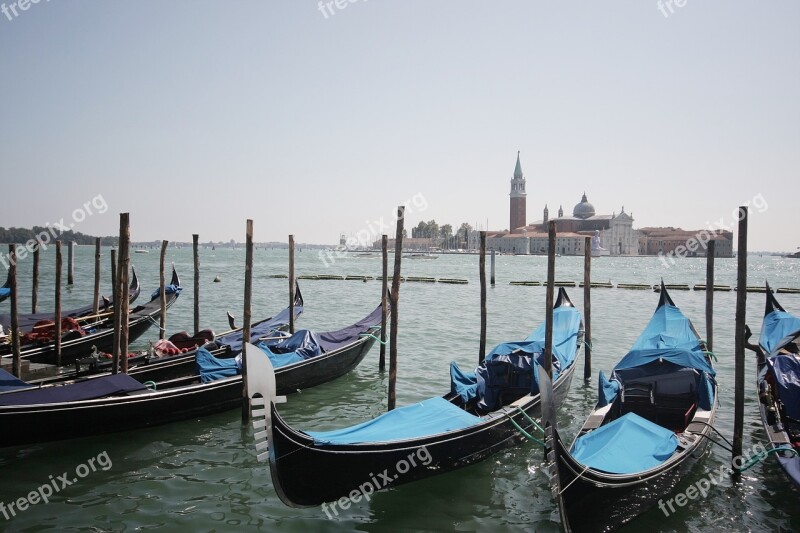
[1,246,799,531]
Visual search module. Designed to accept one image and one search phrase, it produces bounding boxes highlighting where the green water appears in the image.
[0,246,798,532]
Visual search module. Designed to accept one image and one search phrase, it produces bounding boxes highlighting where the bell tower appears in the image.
[509,151,527,232]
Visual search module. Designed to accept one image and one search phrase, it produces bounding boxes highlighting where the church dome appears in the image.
[573,192,596,219]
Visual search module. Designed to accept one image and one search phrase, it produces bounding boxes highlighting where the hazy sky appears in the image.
[1,1,797,250]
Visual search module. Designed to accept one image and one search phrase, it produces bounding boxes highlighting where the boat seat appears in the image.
[618,368,699,430]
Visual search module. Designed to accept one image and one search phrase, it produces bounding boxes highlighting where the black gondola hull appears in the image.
[268,362,576,507]
[0,334,377,448]
[554,404,717,533]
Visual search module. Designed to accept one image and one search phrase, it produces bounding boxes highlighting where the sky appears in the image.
[0,1,797,251]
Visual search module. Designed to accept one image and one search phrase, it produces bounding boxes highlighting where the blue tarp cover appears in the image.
[598,370,620,408]
[760,310,800,356]
[768,355,800,421]
[259,329,323,360]
[571,412,679,474]
[196,347,240,383]
[0,288,9,298]
[449,304,582,406]
[599,300,715,409]
[306,397,482,445]
[0,374,146,406]
[216,305,302,353]
[0,368,29,392]
[150,284,182,301]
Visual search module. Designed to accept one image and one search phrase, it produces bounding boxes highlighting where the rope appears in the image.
[689,420,734,449]
[144,315,166,332]
[704,350,717,362]
[558,463,591,495]
[515,406,545,435]
[736,446,799,472]
[508,417,546,447]
[143,381,157,391]
[359,333,387,345]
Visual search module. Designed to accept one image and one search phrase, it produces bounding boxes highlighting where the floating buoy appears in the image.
[555,281,577,287]
[693,284,732,292]
[438,278,468,284]
[579,282,613,288]
[213,276,221,283]
[510,281,541,286]
[406,276,436,283]
[777,288,800,294]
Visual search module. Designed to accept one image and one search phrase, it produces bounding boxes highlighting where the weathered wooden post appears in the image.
[379,234,388,371]
[705,240,716,353]
[159,240,168,339]
[67,240,75,286]
[733,208,747,463]
[289,234,295,334]
[193,234,200,335]
[55,241,62,367]
[242,219,254,422]
[9,245,21,378]
[583,236,592,381]
[543,221,556,380]
[388,207,404,412]
[31,243,39,313]
[110,247,118,374]
[119,214,131,373]
[490,249,496,287]
[479,231,487,363]
[93,238,101,314]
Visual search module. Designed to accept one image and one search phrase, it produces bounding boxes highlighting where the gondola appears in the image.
[0,269,11,303]
[25,284,305,386]
[0,267,140,334]
[245,288,583,507]
[548,284,718,533]
[0,299,381,448]
[0,267,176,366]
[746,284,800,488]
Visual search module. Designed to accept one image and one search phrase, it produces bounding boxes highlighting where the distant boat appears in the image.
[403,252,438,259]
[785,249,800,259]
[134,249,149,254]
[353,252,378,258]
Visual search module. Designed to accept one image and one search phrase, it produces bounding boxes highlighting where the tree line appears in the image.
[0,226,117,246]
[410,220,473,248]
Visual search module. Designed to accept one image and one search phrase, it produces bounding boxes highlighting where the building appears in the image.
[638,227,733,257]
[509,152,526,232]
[523,193,639,256]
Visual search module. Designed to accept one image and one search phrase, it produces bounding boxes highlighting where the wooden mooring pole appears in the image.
[93,237,101,314]
[9,245,21,377]
[55,241,62,367]
[379,234,388,371]
[490,249,496,287]
[289,235,295,334]
[705,240,716,353]
[388,207,404,412]
[583,236,592,381]
[111,247,118,374]
[31,243,39,313]
[733,208,748,464]
[118,214,131,373]
[67,240,75,286]
[159,240,168,339]
[543,221,556,380]
[242,219,254,422]
[193,234,200,335]
[479,231,487,363]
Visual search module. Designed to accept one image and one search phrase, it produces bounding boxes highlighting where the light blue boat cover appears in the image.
[149,284,182,301]
[571,412,679,474]
[760,309,800,356]
[306,397,482,445]
[196,347,240,383]
[450,304,582,404]
[601,298,716,409]
[0,288,9,298]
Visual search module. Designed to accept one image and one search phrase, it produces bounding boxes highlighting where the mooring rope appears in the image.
[359,333,387,345]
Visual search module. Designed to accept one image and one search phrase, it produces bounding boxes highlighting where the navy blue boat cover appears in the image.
[316,304,383,352]
[600,298,716,410]
[0,374,147,406]
[306,397,482,445]
[215,304,304,354]
[760,307,800,356]
[0,368,29,392]
[150,284,182,301]
[571,412,679,474]
[451,303,582,410]
[766,355,800,421]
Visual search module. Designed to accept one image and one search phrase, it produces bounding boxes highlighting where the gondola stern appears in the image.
[765,281,784,315]
[170,263,180,288]
[657,280,675,308]
[554,286,573,309]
